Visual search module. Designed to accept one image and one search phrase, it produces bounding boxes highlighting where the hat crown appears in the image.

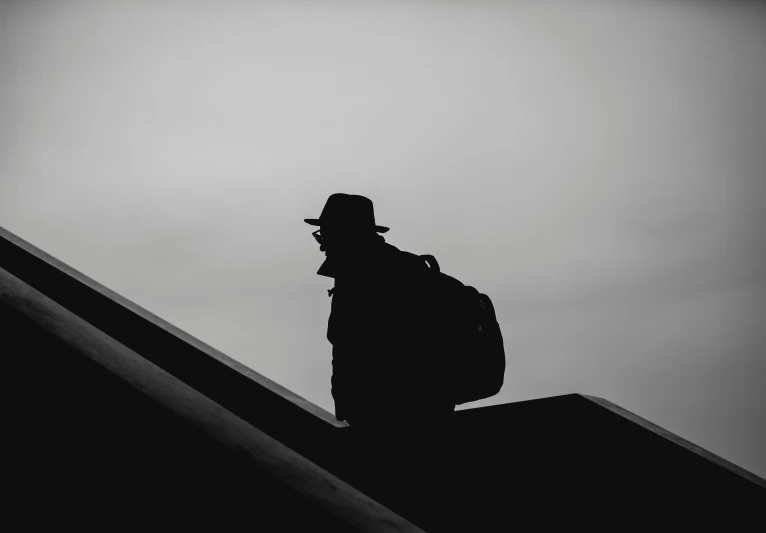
[320,194,373,226]
[305,193,389,233]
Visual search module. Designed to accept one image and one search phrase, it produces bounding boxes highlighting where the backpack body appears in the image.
[408,253,506,405]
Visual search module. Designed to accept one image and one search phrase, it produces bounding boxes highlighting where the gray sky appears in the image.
[2,0,765,477]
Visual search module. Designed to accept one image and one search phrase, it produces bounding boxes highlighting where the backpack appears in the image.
[414,254,506,405]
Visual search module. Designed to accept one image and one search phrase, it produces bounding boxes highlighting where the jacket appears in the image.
[324,237,455,425]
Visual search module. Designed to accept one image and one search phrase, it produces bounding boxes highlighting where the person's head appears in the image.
[305,193,389,255]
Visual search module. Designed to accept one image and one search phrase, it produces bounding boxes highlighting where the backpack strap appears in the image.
[420,254,440,273]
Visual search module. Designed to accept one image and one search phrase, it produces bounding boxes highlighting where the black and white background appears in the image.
[1,0,764,478]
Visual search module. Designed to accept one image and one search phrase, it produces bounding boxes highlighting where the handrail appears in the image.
[0,225,346,463]
[0,225,337,420]
[582,395,766,488]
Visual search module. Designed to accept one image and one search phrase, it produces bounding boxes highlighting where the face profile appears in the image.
[313,227,338,255]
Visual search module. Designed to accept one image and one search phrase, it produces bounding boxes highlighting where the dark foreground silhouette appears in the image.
[306,193,454,426]
[305,193,505,427]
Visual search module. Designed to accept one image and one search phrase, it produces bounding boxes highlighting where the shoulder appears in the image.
[378,243,420,269]
[376,244,432,288]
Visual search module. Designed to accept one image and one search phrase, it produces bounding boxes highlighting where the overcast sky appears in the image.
[2,0,765,477]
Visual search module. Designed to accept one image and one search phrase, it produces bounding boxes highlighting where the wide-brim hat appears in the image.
[304,193,390,233]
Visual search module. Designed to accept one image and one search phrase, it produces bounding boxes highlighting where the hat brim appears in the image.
[304,219,389,233]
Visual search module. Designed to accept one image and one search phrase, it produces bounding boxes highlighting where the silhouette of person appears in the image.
[306,194,456,428]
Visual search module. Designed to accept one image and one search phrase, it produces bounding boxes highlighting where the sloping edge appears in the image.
[0,224,345,427]
[581,394,766,488]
